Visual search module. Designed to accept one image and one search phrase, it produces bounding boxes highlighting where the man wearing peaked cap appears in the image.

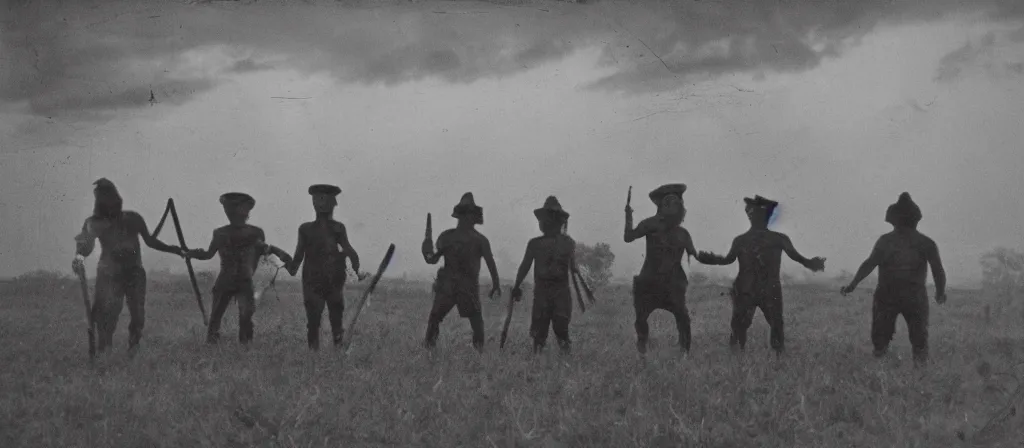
[697,194,826,356]
[841,192,946,368]
[624,182,715,355]
[219,192,256,211]
[186,191,293,345]
[72,178,184,354]
[422,192,502,352]
[284,183,366,350]
[512,196,577,354]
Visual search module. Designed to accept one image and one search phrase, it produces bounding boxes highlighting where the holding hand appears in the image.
[511,286,523,302]
[806,257,827,273]
[71,255,85,276]
[695,251,719,264]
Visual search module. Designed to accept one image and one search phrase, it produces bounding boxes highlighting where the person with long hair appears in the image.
[624,183,712,355]
[72,178,183,354]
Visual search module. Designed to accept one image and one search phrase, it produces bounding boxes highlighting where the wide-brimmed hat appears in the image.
[533,196,569,221]
[649,183,687,205]
[220,192,255,211]
[885,192,922,226]
[451,192,483,218]
[308,184,341,197]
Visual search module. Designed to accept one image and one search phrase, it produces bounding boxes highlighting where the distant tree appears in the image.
[981,247,1024,305]
[575,242,615,290]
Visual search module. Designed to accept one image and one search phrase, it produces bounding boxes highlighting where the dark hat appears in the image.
[308,184,341,196]
[885,192,922,226]
[451,192,483,218]
[649,183,687,205]
[220,192,255,210]
[534,196,569,220]
[93,178,117,190]
[743,195,779,210]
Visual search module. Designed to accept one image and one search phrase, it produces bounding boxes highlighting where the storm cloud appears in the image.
[2,0,1023,118]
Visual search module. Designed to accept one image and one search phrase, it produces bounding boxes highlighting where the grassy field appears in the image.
[2,274,1023,447]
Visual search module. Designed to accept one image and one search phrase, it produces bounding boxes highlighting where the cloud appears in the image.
[2,0,1024,120]
[934,30,1024,83]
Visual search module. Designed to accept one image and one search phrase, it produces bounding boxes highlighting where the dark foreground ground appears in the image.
[1,276,1023,447]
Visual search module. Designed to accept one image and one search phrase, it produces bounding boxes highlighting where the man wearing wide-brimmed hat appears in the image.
[624,183,711,354]
[284,184,368,350]
[510,196,578,353]
[422,192,502,352]
[697,195,826,356]
[840,192,946,367]
[185,192,293,345]
[72,178,185,354]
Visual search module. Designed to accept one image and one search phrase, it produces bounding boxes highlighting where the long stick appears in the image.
[571,267,586,313]
[76,269,96,359]
[575,270,597,304]
[153,199,208,325]
[499,289,516,349]
[343,244,396,353]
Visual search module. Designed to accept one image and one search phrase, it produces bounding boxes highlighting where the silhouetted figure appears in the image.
[511,196,577,354]
[840,192,946,367]
[624,184,709,354]
[72,178,183,354]
[185,193,292,345]
[285,184,367,351]
[422,193,502,352]
[697,195,826,355]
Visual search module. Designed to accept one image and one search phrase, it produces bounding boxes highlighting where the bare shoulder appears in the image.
[915,232,938,250]
[122,210,143,222]
[473,230,491,246]
[770,231,791,244]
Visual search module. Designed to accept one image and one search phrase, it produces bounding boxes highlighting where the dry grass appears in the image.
[1,276,1023,447]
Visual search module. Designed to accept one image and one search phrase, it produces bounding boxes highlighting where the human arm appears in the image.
[925,239,947,304]
[624,215,656,243]
[185,230,222,261]
[840,239,883,295]
[424,231,445,265]
[72,219,95,274]
[781,234,825,272]
[336,224,365,279]
[130,212,182,256]
[482,237,501,299]
[286,227,305,276]
[697,239,738,266]
[511,241,535,302]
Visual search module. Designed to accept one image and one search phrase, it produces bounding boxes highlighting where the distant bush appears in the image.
[4,270,77,298]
